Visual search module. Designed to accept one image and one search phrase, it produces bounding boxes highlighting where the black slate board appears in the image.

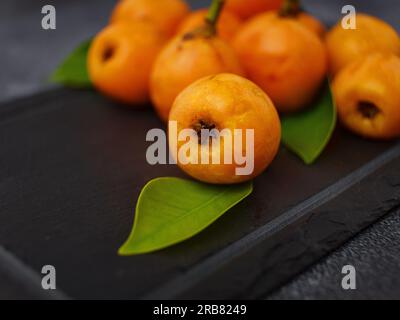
[0,88,399,299]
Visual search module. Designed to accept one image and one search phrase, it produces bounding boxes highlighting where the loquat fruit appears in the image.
[332,53,400,140]
[150,27,244,121]
[233,11,327,113]
[88,22,166,105]
[225,0,283,20]
[279,0,325,38]
[110,0,190,37]
[169,73,281,184]
[326,13,400,75]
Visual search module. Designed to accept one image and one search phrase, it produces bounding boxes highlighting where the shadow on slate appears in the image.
[0,88,399,299]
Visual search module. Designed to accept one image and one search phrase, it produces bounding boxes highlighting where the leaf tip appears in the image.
[48,71,61,84]
[117,240,147,256]
[304,158,316,165]
[117,245,126,256]
[117,244,133,256]
[302,152,319,165]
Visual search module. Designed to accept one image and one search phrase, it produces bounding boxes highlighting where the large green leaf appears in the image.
[281,82,337,164]
[50,39,92,88]
[118,177,253,255]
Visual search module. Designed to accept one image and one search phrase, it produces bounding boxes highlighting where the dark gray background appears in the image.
[1,0,399,299]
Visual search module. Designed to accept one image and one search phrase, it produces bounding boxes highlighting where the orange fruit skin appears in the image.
[326,13,400,75]
[297,12,326,38]
[225,0,283,20]
[150,34,245,122]
[88,22,166,105]
[233,12,327,113]
[110,0,190,37]
[177,8,242,44]
[332,53,400,140]
[169,73,281,184]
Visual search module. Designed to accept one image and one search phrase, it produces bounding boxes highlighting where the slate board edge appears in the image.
[0,246,70,300]
[144,143,400,299]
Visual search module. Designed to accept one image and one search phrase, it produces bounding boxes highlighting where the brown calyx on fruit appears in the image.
[102,45,115,63]
[192,119,218,144]
[279,0,301,17]
[182,22,216,41]
[357,101,381,119]
[181,0,224,41]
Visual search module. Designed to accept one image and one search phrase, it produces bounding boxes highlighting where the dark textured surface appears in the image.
[0,247,67,300]
[269,209,400,300]
[0,264,39,300]
[179,154,400,299]
[0,88,399,299]
[1,0,400,299]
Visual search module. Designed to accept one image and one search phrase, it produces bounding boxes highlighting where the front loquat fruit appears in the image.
[169,73,281,184]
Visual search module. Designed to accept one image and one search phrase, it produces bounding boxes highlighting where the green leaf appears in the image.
[118,177,253,255]
[50,39,92,88]
[281,82,337,164]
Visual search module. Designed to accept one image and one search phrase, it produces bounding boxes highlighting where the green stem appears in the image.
[279,0,301,17]
[205,0,226,34]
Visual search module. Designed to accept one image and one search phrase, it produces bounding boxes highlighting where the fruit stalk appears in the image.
[280,0,301,17]
[205,0,226,34]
